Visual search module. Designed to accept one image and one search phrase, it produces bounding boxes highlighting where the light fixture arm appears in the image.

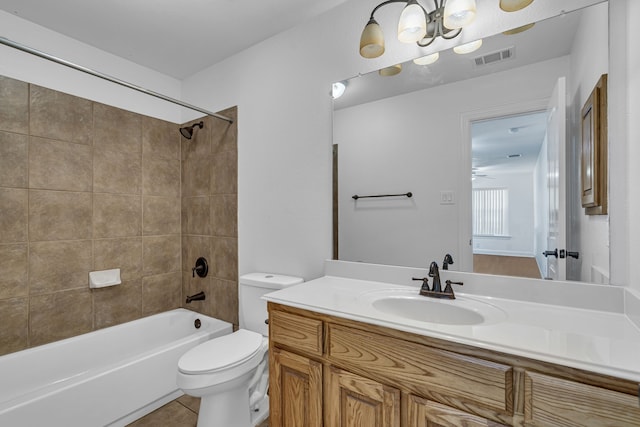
[368,0,427,21]
[365,0,464,49]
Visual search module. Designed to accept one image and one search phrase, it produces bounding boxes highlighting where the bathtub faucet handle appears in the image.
[192,257,208,278]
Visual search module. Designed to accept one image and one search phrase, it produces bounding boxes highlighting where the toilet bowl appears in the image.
[177,273,303,427]
[177,330,267,427]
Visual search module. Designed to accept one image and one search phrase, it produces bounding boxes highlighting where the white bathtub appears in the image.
[0,308,232,426]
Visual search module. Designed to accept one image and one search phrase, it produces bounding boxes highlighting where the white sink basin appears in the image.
[366,289,506,326]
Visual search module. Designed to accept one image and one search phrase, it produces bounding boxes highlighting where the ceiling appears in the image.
[0,0,350,79]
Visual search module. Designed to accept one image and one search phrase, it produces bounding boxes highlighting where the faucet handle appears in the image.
[412,277,430,292]
[443,280,463,299]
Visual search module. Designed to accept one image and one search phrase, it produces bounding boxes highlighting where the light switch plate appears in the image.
[440,190,455,205]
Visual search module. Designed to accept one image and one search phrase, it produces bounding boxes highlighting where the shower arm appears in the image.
[0,36,233,124]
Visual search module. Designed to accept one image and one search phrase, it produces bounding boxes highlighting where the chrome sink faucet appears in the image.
[412,260,463,299]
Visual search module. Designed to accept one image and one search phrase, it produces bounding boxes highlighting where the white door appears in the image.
[545,77,567,280]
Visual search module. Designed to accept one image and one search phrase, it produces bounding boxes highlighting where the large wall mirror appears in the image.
[332,0,610,284]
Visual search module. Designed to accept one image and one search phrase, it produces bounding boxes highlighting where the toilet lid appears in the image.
[178,329,263,374]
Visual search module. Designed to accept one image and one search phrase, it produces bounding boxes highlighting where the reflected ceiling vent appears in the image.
[473,47,515,67]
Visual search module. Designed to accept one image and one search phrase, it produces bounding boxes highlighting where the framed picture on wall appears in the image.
[581,74,608,215]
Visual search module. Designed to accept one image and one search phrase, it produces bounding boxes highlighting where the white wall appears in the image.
[0,11,185,123]
[628,1,640,293]
[608,0,638,290]
[334,57,567,269]
[1,0,618,283]
[472,172,535,257]
[566,3,609,283]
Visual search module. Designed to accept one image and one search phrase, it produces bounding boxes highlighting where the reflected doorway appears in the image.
[470,110,548,279]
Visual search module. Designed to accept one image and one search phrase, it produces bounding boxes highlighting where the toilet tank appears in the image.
[239,273,303,336]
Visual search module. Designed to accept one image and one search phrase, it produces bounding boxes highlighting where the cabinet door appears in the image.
[270,347,323,427]
[525,371,640,426]
[407,394,508,427]
[326,366,400,427]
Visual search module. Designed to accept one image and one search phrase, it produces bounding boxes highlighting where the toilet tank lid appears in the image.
[239,272,303,289]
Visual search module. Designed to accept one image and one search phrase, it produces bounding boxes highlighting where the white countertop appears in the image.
[264,275,640,383]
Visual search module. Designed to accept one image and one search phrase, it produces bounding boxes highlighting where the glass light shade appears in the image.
[443,0,477,29]
[360,19,385,58]
[413,52,439,65]
[378,64,402,76]
[502,22,535,35]
[332,82,346,99]
[499,0,534,12]
[453,39,482,54]
[397,1,427,43]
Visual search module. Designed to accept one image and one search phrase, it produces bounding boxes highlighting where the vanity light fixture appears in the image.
[379,63,403,76]
[499,0,534,13]
[453,38,482,54]
[502,22,535,35]
[413,51,440,65]
[359,0,477,59]
[332,81,347,99]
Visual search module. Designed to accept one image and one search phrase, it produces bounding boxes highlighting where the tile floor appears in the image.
[127,395,269,427]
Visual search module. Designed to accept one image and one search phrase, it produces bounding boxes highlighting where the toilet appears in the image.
[177,273,303,427]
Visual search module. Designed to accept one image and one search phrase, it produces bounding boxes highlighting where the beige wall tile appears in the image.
[182,235,211,272]
[143,157,180,197]
[181,118,210,161]
[93,146,142,194]
[182,271,212,317]
[29,137,92,191]
[93,103,141,153]
[29,240,92,294]
[211,150,237,194]
[0,188,27,243]
[143,235,181,275]
[93,279,142,329]
[143,196,181,236]
[143,117,180,160]
[210,278,239,325]
[181,156,211,197]
[142,272,181,315]
[30,289,93,346]
[93,193,141,238]
[211,194,237,237]
[0,243,28,299]
[94,237,142,282]
[29,190,92,241]
[211,237,238,281]
[30,85,92,145]
[0,297,29,356]
[0,76,29,134]
[211,109,237,155]
[182,197,211,236]
[0,131,28,188]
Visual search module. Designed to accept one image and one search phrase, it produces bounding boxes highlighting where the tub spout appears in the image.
[186,291,206,303]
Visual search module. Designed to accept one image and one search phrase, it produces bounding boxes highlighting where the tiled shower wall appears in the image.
[180,108,239,325]
[0,75,238,356]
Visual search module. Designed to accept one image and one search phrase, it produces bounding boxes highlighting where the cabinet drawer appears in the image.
[328,324,513,415]
[270,310,323,356]
[525,371,640,426]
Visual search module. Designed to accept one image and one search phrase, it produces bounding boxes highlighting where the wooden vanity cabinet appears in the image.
[270,347,323,427]
[407,395,508,427]
[268,303,640,427]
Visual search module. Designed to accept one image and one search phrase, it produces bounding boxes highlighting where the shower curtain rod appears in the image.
[0,36,233,124]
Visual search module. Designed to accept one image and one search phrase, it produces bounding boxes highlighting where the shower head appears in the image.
[179,121,204,139]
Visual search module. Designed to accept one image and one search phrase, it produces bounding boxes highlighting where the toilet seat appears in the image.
[178,329,264,375]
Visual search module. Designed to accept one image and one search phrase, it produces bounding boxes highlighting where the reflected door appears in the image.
[545,77,567,280]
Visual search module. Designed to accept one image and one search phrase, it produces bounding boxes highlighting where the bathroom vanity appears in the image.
[264,264,640,427]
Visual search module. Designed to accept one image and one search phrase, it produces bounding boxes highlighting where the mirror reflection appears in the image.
[332,1,609,284]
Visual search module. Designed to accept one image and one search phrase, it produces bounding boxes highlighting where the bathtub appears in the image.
[0,308,232,426]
